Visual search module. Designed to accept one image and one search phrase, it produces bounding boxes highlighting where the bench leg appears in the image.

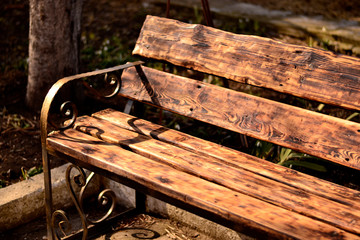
[43,148,55,240]
[136,191,147,213]
[50,164,118,240]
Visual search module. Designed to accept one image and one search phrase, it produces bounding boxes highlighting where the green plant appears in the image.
[0,107,36,134]
[21,166,43,180]
[308,36,314,47]
[278,147,301,164]
[0,179,8,188]
[280,159,327,172]
[252,140,275,159]
[250,139,327,172]
[220,17,267,36]
[277,147,327,172]
[193,5,203,24]
[346,112,359,121]
[317,103,325,112]
[81,35,136,70]
[321,39,331,51]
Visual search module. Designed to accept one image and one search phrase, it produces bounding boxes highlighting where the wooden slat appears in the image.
[116,65,360,169]
[93,109,360,207]
[73,114,360,234]
[46,129,359,239]
[133,15,360,111]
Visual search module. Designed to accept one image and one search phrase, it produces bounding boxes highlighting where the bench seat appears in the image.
[46,108,360,239]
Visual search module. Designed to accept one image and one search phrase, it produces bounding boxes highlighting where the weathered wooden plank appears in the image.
[116,65,360,169]
[93,109,360,207]
[73,114,360,234]
[47,129,360,239]
[133,15,360,111]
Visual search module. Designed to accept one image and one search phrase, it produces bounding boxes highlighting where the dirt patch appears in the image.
[0,110,41,184]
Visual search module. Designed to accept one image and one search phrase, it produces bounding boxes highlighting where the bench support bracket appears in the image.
[50,164,116,240]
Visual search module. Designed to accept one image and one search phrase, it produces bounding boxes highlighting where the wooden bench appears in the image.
[41,15,360,239]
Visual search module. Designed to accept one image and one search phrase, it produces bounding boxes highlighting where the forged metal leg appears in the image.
[42,148,54,240]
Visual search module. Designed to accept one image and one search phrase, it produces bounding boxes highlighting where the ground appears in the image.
[1,213,216,240]
[0,0,359,188]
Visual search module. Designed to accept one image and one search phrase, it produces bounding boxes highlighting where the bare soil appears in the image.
[0,0,359,187]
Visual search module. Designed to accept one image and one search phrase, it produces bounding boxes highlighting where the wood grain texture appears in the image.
[93,109,360,207]
[46,129,360,239]
[116,65,360,169]
[73,114,360,234]
[133,15,360,111]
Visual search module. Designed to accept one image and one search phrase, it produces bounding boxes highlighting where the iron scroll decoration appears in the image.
[51,165,117,239]
[40,61,144,240]
[47,64,127,130]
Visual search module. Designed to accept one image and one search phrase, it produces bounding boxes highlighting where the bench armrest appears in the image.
[39,61,143,239]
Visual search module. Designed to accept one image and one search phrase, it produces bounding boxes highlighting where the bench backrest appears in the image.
[119,15,360,170]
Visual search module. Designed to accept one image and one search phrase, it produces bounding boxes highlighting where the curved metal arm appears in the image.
[40,61,143,240]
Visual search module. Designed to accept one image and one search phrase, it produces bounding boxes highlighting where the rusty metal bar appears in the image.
[200,0,213,27]
[166,0,171,18]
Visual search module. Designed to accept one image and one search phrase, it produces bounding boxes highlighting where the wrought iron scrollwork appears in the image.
[84,188,117,224]
[51,165,88,240]
[51,210,72,239]
[78,171,116,225]
[103,72,122,98]
[43,61,143,131]
[82,70,122,100]
[41,61,144,240]
[51,165,117,240]
[48,101,78,130]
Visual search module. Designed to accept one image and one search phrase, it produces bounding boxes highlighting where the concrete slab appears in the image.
[0,163,100,232]
[147,196,252,240]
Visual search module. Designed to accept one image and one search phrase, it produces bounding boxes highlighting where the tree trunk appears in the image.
[27,0,84,111]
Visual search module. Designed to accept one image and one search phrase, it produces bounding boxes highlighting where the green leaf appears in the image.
[27,166,43,177]
[252,140,274,159]
[21,167,28,180]
[279,148,293,163]
[281,160,327,172]
[317,103,325,111]
[0,179,7,188]
[346,112,359,121]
